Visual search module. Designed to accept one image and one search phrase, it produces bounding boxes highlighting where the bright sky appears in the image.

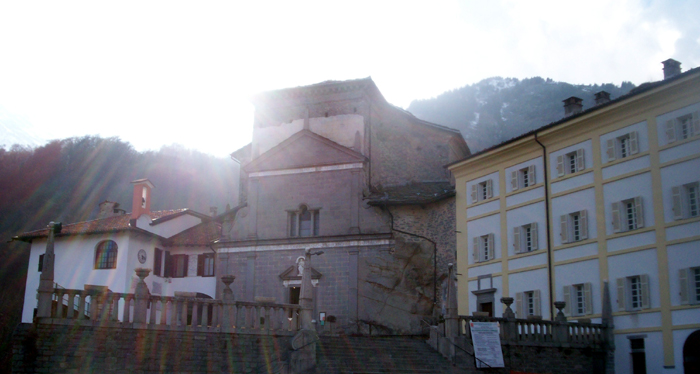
[1,0,698,158]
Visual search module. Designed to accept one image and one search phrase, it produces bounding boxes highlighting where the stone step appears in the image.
[313,336,462,374]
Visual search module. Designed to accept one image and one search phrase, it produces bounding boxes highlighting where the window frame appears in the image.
[470,179,493,204]
[612,197,644,233]
[617,274,650,312]
[511,165,536,191]
[94,240,118,270]
[288,205,320,237]
[473,233,495,263]
[513,222,538,254]
[197,253,215,277]
[169,254,188,278]
[556,149,585,177]
[515,289,541,318]
[605,131,639,162]
[665,111,699,144]
[560,210,588,244]
[680,267,700,305]
[672,182,700,220]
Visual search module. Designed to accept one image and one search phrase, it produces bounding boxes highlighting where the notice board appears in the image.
[469,321,505,368]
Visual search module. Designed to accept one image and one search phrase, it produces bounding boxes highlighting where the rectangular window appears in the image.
[514,223,538,253]
[568,153,577,174]
[629,338,647,374]
[38,254,44,272]
[560,210,588,244]
[197,253,215,277]
[154,248,163,277]
[289,206,320,237]
[617,275,650,311]
[672,182,700,220]
[665,112,700,144]
[473,234,495,263]
[612,197,643,233]
[471,179,493,203]
[482,235,490,261]
[511,165,536,191]
[169,254,188,278]
[564,283,592,316]
[689,184,699,217]
[516,290,541,317]
[556,149,585,177]
[680,267,700,305]
[629,276,641,310]
[605,131,639,162]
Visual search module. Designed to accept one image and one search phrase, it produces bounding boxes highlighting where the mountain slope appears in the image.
[408,77,636,152]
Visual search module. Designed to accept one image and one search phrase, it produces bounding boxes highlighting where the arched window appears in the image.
[288,204,319,237]
[95,240,118,269]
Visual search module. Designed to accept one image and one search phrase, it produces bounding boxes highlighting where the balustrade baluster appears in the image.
[191,300,199,328]
[123,295,131,323]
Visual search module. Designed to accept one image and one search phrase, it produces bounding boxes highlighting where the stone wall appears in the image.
[450,341,607,374]
[12,323,290,374]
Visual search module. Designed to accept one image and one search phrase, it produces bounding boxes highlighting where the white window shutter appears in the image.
[579,210,588,240]
[576,149,585,171]
[516,292,524,317]
[693,111,700,135]
[511,170,519,191]
[634,196,644,228]
[665,119,677,143]
[533,290,541,316]
[556,155,564,177]
[486,179,493,199]
[560,215,569,243]
[679,268,689,305]
[640,274,650,309]
[672,186,683,220]
[487,233,495,260]
[530,222,538,250]
[629,131,639,155]
[473,237,480,263]
[616,278,626,311]
[606,138,616,162]
[584,283,593,315]
[611,202,621,233]
[528,165,536,185]
[513,226,521,254]
[471,184,478,204]
[563,286,572,316]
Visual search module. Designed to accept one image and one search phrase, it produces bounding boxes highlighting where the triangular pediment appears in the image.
[279,265,322,281]
[245,130,366,173]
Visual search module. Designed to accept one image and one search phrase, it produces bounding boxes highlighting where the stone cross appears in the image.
[299,248,314,330]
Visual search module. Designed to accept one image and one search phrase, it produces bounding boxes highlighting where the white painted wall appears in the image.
[504,156,544,194]
[253,119,304,157]
[660,157,700,223]
[614,332,665,374]
[551,188,597,247]
[606,231,656,252]
[551,171,594,195]
[508,268,550,318]
[602,155,650,179]
[505,201,546,257]
[667,240,700,307]
[506,186,544,207]
[608,248,659,312]
[602,172,654,236]
[600,121,649,164]
[467,200,500,218]
[554,259,600,315]
[672,329,700,373]
[553,242,598,262]
[309,115,365,153]
[22,233,133,323]
[659,138,700,164]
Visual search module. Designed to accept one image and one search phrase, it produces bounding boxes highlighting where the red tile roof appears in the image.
[164,221,222,247]
[17,209,189,240]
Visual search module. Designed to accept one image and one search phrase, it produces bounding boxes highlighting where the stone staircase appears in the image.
[312,335,466,374]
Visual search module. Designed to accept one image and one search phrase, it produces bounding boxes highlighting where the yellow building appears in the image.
[448,60,700,374]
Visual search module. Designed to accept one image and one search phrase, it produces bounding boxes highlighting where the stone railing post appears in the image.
[221,275,235,331]
[290,248,320,373]
[37,222,61,318]
[133,268,151,324]
[445,263,459,338]
[500,297,517,342]
[553,301,569,343]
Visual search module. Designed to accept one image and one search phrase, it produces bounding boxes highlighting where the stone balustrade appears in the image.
[39,271,302,336]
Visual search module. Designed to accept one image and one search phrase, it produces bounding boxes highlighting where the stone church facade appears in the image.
[216,78,469,334]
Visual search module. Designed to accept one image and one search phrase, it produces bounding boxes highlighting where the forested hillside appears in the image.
[408,77,636,152]
[0,136,239,370]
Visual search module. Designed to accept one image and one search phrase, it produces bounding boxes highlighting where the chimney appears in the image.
[594,91,611,105]
[662,59,681,80]
[210,206,218,217]
[563,96,583,117]
[97,201,125,219]
[131,179,155,220]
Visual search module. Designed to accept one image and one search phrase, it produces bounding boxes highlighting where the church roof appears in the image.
[365,181,455,206]
[15,209,190,241]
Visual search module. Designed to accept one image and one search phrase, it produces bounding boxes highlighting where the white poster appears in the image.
[469,321,505,368]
